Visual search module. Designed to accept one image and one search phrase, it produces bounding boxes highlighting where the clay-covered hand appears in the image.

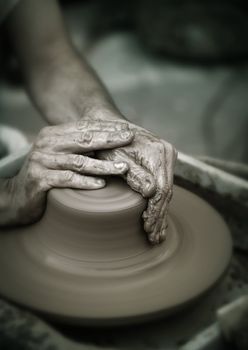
[0,120,133,226]
[98,123,177,244]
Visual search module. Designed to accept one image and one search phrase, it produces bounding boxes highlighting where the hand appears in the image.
[98,122,177,244]
[0,120,133,226]
[19,42,176,241]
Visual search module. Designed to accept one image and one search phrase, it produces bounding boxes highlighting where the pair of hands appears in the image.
[0,0,177,242]
[8,118,177,244]
[1,42,177,243]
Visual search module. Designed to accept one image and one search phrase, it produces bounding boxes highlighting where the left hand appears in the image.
[97,122,177,244]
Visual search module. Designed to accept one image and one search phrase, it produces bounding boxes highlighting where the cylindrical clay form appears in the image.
[38,178,149,263]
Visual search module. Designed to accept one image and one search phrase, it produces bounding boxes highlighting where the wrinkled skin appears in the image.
[23,54,177,244]
[3,0,177,243]
[0,120,133,226]
[21,52,177,244]
[98,122,177,244]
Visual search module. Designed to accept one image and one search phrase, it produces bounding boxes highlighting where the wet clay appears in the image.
[0,178,232,325]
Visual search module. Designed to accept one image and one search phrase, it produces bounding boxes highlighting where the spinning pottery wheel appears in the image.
[0,179,232,325]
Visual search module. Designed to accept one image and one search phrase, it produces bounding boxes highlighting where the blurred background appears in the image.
[0,0,248,164]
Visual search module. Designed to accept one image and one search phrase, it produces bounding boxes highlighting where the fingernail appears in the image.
[145,179,152,190]
[143,178,155,196]
[95,179,105,186]
[148,234,156,245]
[142,211,148,219]
[114,162,127,170]
[161,229,167,240]
[121,131,132,139]
[155,233,161,244]
[144,222,153,233]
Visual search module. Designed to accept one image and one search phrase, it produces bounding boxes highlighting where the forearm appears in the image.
[6,0,70,77]
[6,0,124,124]
[29,49,124,124]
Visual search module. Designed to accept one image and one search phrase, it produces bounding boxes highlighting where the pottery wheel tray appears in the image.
[0,179,232,325]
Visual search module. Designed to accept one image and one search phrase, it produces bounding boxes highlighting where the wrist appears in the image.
[25,47,128,125]
[80,104,125,123]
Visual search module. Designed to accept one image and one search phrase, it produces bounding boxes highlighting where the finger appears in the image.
[143,144,168,237]
[144,143,176,243]
[151,145,177,243]
[37,130,134,152]
[126,163,155,198]
[147,199,168,244]
[33,152,129,175]
[98,149,156,197]
[39,120,130,137]
[44,170,106,190]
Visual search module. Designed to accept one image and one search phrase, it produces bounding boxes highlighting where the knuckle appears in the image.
[106,131,118,143]
[64,171,74,182]
[128,170,139,183]
[73,155,88,171]
[76,120,89,131]
[84,131,93,143]
[78,131,93,145]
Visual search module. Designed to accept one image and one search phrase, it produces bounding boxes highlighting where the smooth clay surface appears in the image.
[0,178,232,325]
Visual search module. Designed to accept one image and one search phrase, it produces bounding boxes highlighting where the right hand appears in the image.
[2,120,133,226]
